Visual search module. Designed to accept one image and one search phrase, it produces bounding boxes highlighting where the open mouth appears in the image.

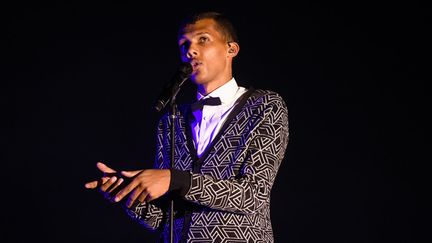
[190,60,201,71]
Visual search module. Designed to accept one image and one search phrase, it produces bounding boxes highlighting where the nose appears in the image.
[186,44,198,59]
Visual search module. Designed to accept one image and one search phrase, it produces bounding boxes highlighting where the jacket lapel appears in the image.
[187,88,255,171]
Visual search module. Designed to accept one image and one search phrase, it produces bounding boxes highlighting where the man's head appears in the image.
[178,12,239,44]
[177,12,240,95]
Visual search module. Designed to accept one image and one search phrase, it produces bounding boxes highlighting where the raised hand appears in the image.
[114,169,171,208]
[84,162,127,201]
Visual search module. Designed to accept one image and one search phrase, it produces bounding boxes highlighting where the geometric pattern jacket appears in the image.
[126,88,289,242]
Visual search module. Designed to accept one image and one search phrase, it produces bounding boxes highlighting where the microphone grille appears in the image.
[179,62,193,75]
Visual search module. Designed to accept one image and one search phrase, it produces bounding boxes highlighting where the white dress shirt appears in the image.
[191,78,247,157]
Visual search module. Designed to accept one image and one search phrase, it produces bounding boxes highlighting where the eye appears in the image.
[198,36,209,43]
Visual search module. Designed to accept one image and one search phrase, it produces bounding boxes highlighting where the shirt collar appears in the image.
[196,78,238,106]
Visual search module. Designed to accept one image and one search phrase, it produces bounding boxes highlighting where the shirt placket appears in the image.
[197,107,208,156]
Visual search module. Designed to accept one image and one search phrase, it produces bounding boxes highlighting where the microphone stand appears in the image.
[153,62,191,243]
[168,87,181,243]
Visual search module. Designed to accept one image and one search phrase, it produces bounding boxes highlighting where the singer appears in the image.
[85,11,289,242]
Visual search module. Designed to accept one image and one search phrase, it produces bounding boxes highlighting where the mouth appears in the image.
[190,60,201,71]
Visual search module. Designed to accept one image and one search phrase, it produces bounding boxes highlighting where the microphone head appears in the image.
[153,62,193,113]
[179,62,193,75]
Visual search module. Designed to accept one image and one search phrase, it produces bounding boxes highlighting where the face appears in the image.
[178,19,235,92]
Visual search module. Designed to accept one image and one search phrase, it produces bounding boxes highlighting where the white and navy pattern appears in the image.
[127,89,289,242]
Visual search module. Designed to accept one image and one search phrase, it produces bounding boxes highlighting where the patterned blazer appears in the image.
[127,88,289,242]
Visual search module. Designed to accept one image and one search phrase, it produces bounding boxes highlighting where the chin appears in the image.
[191,75,206,85]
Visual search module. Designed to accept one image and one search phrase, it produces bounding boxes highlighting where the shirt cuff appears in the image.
[168,168,191,197]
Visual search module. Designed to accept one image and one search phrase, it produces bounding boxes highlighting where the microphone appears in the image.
[153,62,193,112]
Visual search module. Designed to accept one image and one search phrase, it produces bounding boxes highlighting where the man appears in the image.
[85,11,289,242]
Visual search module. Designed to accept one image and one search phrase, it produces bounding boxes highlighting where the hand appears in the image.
[114,169,171,208]
[84,162,127,201]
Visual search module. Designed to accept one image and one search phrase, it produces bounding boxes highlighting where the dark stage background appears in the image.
[5,1,426,243]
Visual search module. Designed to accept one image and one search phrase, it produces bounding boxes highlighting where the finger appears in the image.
[137,191,149,203]
[126,188,147,208]
[121,170,142,178]
[100,176,117,192]
[98,177,111,187]
[96,162,117,174]
[84,180,99,189]
[108,177,124,194]
[114,179,138,203]
[84,176,110,189]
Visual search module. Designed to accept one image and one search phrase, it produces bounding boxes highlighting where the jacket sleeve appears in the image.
[181,93,289,214]
[124,117,170,230]
[125,201,165,231]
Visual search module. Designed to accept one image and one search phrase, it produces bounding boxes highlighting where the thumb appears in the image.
[96,161,117,174]
[121,170,142,178]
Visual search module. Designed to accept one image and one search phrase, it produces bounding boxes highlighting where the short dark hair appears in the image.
[178,12,239,43]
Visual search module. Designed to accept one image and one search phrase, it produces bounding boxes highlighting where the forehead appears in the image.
[178,19,222,41]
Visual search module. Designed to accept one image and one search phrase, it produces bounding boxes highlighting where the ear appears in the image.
[227,42,240,57]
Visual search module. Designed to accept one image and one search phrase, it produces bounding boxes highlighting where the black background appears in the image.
[5,1,427,243]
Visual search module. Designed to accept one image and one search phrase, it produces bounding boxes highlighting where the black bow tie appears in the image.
[191,97,222,112]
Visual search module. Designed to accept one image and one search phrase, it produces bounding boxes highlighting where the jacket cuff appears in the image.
[169,169,191,197]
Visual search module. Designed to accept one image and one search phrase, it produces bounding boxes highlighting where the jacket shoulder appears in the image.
[248,89,287,107]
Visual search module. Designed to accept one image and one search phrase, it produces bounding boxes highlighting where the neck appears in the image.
[197,77,232,96]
